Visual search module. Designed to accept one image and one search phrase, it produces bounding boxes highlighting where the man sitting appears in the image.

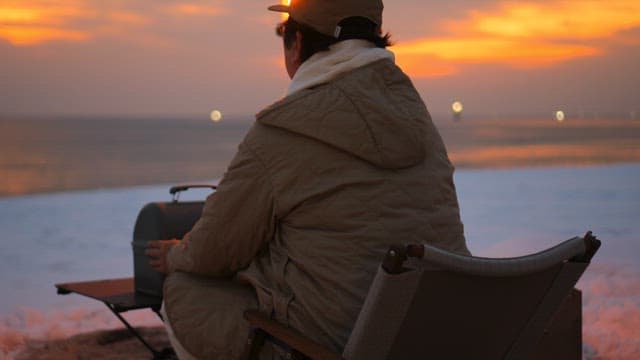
[146,0,470,358]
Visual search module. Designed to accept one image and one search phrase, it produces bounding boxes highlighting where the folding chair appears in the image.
[243,232,600,359]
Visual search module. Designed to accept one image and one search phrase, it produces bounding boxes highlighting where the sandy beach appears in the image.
[13,327,171,360]
[1,117,639,359]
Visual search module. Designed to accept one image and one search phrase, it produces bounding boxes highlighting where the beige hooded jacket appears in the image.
[164,57,470,358]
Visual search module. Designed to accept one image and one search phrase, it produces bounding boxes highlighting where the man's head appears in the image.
[269,0,390,78]
[269,0,383,39]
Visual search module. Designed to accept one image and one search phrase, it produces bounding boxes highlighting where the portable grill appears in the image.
[132,184,215,297]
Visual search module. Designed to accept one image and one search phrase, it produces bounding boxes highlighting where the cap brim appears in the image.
[268,4,289,13]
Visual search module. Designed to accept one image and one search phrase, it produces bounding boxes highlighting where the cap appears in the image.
[268,0,383,38]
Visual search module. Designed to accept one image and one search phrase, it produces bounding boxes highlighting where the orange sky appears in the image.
[1,0,639,117]
[394,1,640,76]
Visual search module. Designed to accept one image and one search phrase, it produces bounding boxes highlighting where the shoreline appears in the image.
[1,160,638,199]
[1,164,638,359]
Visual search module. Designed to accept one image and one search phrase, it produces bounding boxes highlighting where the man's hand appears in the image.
[145,239,181,274]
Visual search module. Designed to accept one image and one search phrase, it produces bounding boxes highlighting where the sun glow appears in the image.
[0,26,89,45]
[0,1,224,46]
[0,3,93,45]
[280,0,291,20]
[471,1,640,40]
[0,5,90,25]
[394,0,640,78]
[170,4,224,17]
[0,7,41,23]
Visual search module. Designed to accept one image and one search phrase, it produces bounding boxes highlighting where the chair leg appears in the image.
[243,328,267,360]
[242,329,310,360]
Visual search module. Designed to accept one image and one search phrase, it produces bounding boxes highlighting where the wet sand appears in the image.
[13,327,171,359]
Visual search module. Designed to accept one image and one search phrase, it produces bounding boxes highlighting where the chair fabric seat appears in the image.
[243,233,600,360]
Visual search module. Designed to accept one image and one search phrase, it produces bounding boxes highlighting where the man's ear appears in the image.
[285,30,304,79]
[292,31,303,65]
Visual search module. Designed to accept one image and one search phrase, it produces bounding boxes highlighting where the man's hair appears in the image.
[276,16,392,63]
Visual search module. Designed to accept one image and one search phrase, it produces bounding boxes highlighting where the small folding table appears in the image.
[55,277,174,359]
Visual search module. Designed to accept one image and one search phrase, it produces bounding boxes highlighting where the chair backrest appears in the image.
[343,232,600,360]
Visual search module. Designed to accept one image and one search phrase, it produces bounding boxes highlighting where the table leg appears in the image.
[104,302,175,359]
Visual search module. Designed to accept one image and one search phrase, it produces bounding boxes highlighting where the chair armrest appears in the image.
[244,310,343,360]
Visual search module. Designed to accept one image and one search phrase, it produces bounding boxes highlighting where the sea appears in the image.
[0,116,639,358]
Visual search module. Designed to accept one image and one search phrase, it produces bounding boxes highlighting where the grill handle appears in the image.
[169,184,218,202]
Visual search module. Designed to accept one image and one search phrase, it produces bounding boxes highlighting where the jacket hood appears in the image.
[257,60,429,169]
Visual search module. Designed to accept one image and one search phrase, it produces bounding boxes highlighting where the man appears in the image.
[146,0,470,358]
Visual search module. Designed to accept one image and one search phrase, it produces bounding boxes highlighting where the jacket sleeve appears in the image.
[166,142,276,277]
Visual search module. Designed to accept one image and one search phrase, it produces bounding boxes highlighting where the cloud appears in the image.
[394,0,640,77]
[466,1,640,40]
[0,0,226,47]
[396,37,599,68]
[0,1,94,45]
[0,26,90,45]
[106,11,150,26]
[166,3,227,17]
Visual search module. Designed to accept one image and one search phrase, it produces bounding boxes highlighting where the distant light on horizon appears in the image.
[452,101,464,114]
[555,110,566,123]
[210,110,222,123]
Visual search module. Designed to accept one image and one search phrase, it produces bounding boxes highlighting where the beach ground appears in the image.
[13,327,171,360]
[1,118,638,358]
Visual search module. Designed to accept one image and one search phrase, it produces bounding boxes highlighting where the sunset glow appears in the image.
[0,4,90,25]
[396,38,599,67]
[394,1,640,77]
[0,26,89,45]
[1,0,638,117]
[471,1,640,40]
[170,4,225,17]
[0,1,224,46]
[450,143,640,169]
[0,2,93,45]
[106,11,149,26]
[280,0,291,21]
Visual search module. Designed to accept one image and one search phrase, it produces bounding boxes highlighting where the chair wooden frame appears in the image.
[242,232,600,360]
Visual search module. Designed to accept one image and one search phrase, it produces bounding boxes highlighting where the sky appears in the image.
[1,0,639,119]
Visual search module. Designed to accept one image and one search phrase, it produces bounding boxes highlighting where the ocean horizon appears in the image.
[1,115,639,197]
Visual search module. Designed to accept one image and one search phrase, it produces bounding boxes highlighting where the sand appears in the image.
[13,327,172,360]
[2,116,639,358]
